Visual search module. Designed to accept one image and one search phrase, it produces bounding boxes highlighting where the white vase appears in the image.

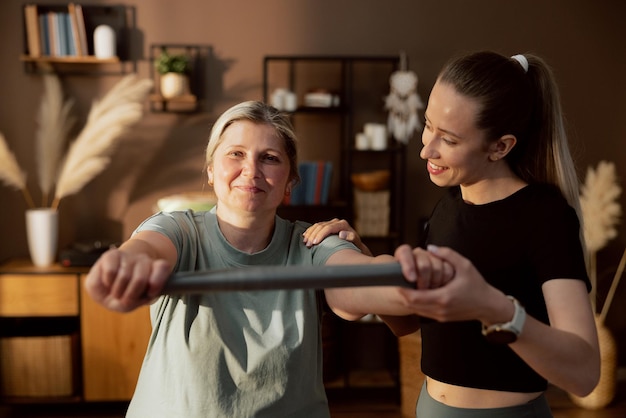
[93,25,116,59]
[25,208,59,267]
[160,72,189,99]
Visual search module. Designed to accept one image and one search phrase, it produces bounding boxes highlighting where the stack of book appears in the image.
[284,161,333,206]
[23,3,89,58]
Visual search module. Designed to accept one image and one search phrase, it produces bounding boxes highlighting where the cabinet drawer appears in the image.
[0,275,79,316]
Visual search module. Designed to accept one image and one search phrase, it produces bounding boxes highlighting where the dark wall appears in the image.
[1,0,625,361]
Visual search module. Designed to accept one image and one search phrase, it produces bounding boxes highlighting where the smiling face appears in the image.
[208,120,291,217]
[420,80,499,190]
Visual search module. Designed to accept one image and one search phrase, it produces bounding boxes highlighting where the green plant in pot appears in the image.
[155,50,190,99]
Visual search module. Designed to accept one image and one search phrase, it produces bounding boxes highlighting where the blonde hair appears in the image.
[205,101,300,186]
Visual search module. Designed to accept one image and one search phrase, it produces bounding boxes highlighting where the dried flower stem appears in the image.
[50,196,61,211]
[589,252,597,313]
[599,248,626,323]
[21,188,36,209]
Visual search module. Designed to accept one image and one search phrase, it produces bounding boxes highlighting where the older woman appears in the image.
[85,100,449,418]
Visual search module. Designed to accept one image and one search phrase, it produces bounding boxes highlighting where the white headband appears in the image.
[511,54,529,73]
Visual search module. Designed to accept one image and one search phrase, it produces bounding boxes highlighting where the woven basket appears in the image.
[569,314,617,409]
[353,189,390,237]
[351,170,391,192]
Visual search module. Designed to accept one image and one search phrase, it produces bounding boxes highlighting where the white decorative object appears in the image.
[160,72,189,99]
[93,25,116,59]
[26,208,58,267]
[364,123,387,150]
[271,89,297,111]
[355,132,369,150]
[271,88,287,109]
[284,91,298,111]
[304,91,339,108]
[385,52,424,144]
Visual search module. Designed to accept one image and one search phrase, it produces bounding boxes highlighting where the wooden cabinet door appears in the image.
[79,275,151,401]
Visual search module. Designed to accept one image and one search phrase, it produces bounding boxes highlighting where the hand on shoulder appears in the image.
[303,218,373,256]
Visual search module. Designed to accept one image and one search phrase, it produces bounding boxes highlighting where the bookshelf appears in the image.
[264,55,406,256]
[265,56,407,400]
[21,3,134,74]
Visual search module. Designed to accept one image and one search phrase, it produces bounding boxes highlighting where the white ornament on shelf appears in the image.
[94,25,116,59]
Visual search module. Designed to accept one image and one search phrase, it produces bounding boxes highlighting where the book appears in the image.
[321,161,332,205]
[47,12,59,56]
[68,3,83,56]
[74,4,88,56]
[62,13,74,56]
[55,12,68,56]
[302,162,317,205]
[38,12,49,56]
[24,5,41,57]
[286,161,333,206]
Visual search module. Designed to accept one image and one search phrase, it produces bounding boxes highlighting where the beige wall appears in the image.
[2,0,626,359]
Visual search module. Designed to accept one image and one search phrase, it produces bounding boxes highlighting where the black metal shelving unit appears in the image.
[263,55,407,402]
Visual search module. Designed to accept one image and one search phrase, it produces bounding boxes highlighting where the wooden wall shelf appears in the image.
[21,4,135,75]
[20,55,120,64]
[149,43,211,113]
[149,93,198,113]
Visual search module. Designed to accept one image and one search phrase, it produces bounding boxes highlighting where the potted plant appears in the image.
[155,50,190,99]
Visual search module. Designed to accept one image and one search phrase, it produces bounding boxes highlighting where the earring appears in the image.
[489,155,499,162]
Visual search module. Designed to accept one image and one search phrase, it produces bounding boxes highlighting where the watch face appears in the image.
[485,329,517,345]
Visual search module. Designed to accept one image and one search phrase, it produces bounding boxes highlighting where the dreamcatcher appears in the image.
[384,52,424,145]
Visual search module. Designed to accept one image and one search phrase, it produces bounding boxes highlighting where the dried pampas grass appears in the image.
[0,73,152,211]
[51,74,153,209]
[580,160,623,317]
[0,132,35,208]
[36,74,76,206]
[581,161,622,253]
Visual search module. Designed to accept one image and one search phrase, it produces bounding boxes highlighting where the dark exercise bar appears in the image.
[163,263,411,294]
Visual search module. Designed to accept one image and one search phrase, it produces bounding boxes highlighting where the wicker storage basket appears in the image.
[569,314,617,409]
[0,335,75,397]
[353,189,390,236]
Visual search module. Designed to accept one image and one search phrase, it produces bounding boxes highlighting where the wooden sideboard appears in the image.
[0,259,151,402]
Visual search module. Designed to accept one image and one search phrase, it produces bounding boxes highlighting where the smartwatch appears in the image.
[482,296,526,344]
